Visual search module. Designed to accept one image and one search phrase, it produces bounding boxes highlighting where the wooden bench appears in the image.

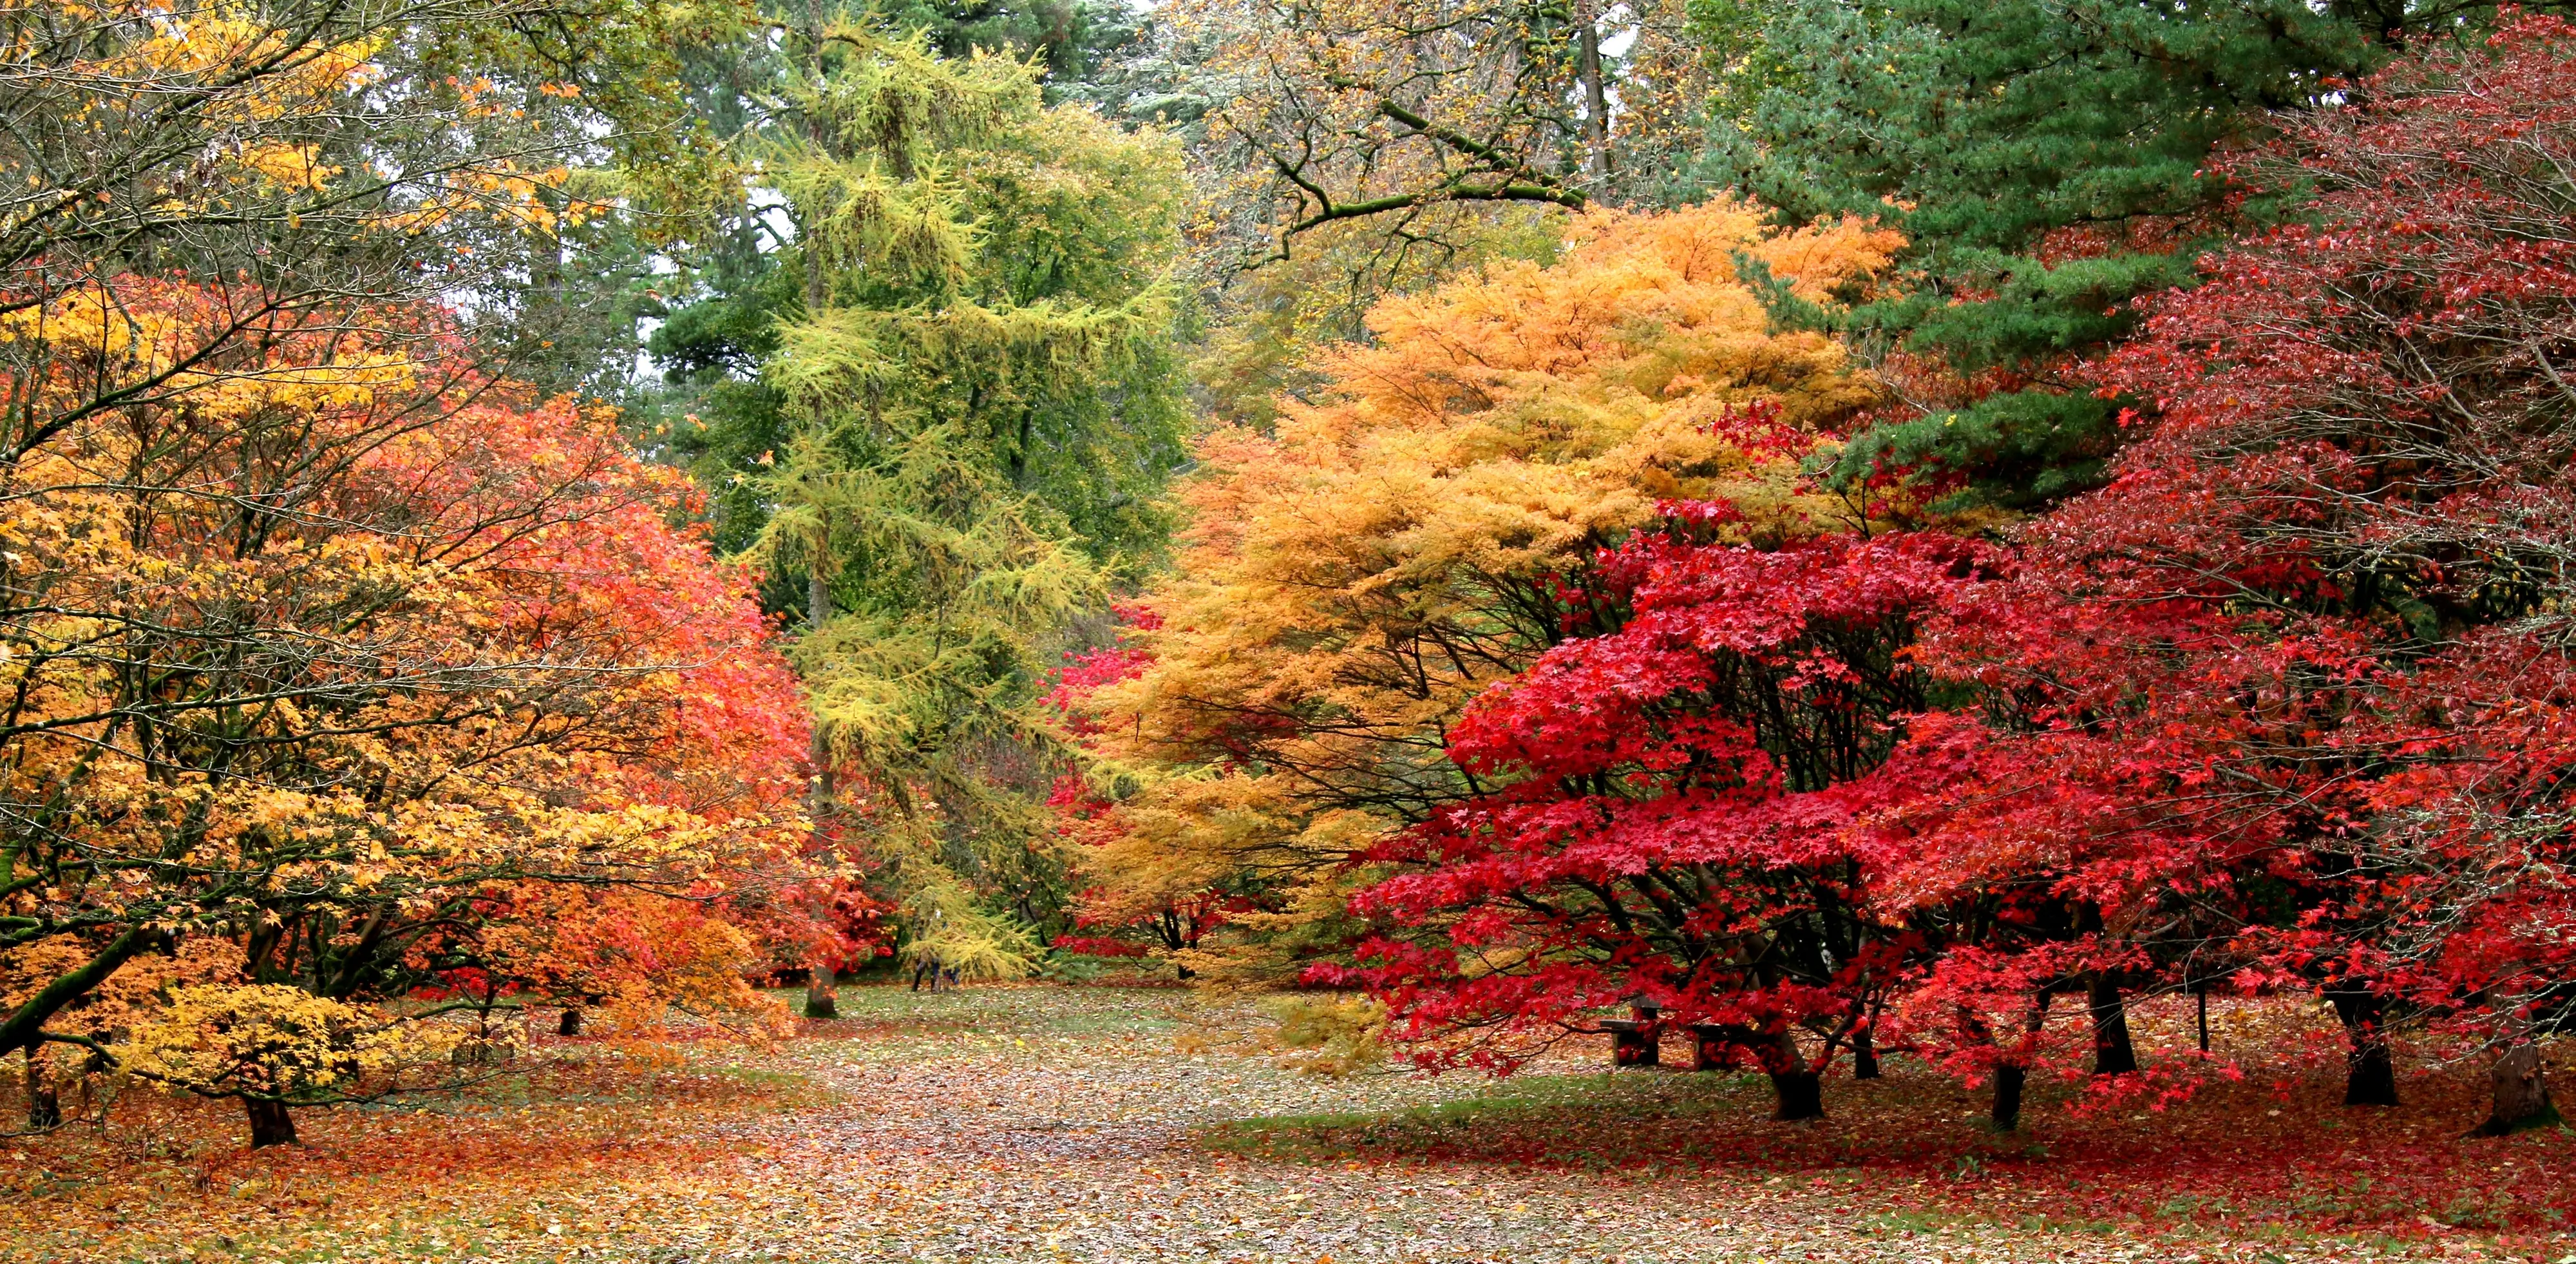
[1687,1022,1733,1072]
[1605,999,1663,1068]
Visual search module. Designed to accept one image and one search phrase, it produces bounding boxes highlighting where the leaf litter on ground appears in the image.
[3,984,2569,1262]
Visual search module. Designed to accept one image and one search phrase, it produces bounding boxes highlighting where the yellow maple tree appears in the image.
[1077,200,1900,983]
[0,282,820,1144]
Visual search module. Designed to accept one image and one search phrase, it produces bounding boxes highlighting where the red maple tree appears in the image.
[1331,523,1993,1118]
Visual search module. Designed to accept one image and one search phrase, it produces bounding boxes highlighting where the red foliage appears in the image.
[343,374,854,1013]
[1867,14,2576,1120]
[1332,525,1995,1109]
[1336,23,2576,1136]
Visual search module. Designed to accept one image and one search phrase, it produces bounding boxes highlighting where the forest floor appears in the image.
[3,984,2572,1263]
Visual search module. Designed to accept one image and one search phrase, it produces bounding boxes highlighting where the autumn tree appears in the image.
[1043,613,1259,979]
[0,286,813,1144]
[1334,528,1989,1120]
[0,0,744,421]
[1871,16,2576,1135]
[1079,202,1899,985]
[1175,0,1711,265]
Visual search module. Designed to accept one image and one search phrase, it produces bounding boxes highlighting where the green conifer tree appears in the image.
[736,17,1190,976]
[1712,0,2517,510]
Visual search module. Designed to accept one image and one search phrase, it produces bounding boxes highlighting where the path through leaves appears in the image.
[8,986,2555,1262]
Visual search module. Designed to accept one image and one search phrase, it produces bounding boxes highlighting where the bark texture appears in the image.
[1770,1069,1824,1121]
[2474,1043,2560,1136]
[803,962,838,1019]
[1991,1063,2027,1132]
[22,1048,59,1131]
[245,1098,297,1148]
[2088,973,2138,1076]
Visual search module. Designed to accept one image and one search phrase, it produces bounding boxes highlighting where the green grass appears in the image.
[1200,1070,1758,1165]
[784,982,1192,1041]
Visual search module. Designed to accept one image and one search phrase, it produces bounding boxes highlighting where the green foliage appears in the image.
[876,0,1150,105]
[780,432,1103,792]
[1732,0,2369,251]
[1708,0,2451,508]
[421,0,760,399]
[896,877,1047,981]
[1833,388,2118,510]
[654,17,1190,559]
[641,223,801,555]
[730,18,1190,961]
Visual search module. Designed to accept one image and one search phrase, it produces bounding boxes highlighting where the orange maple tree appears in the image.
[1075,200,1901,983]
[0,280,825,1143]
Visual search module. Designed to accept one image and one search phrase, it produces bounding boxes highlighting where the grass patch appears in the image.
[1203,1070,1756,1166]
[782,984,1189,1040]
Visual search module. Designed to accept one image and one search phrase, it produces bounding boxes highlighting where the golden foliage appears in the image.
[1260,992,1388,1077]
[0,282,818,1102]
[121,985,460,1104]
[1081,200,1900,982]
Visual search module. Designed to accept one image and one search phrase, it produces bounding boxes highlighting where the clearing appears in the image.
[6,985,2571,1263]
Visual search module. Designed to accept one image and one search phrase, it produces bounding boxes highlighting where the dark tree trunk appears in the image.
[1988,986,2050,1131]
[1852,1028,1881,1080]
[801,552,839,1015]
[1769,1069,1824,1121]
[2327,990,2398,1107]
[2474,1042,2560,1136]
[558,1006,583,1037]
[1991,1063,2027,1131]
[2087,973,2137,1075]
[803,962,838,1019]
[23,1048,59,1130]
[244,1098,296,1148]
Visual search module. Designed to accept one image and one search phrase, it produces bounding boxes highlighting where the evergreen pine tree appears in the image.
[1714,0,2509,510]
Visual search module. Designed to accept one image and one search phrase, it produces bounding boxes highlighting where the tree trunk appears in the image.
[1573,4,1612,184]
[1990,986,2049,1131]
[804,962,838,1019]
[1991,1063,2027,1132]
[1767,1030,1823,1120]
[22,1047,59,1131]
[801,554,840,1022]
[1769,1069,1824,1121]
[2087,972,2137,1076]
[1852,1027,1881,1080]
[806,562,835,820]
[2474,1042,2560,1136]
[244,1098,296,1148]
[2327,990,2398,1107]
[558,1006,583,1037]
